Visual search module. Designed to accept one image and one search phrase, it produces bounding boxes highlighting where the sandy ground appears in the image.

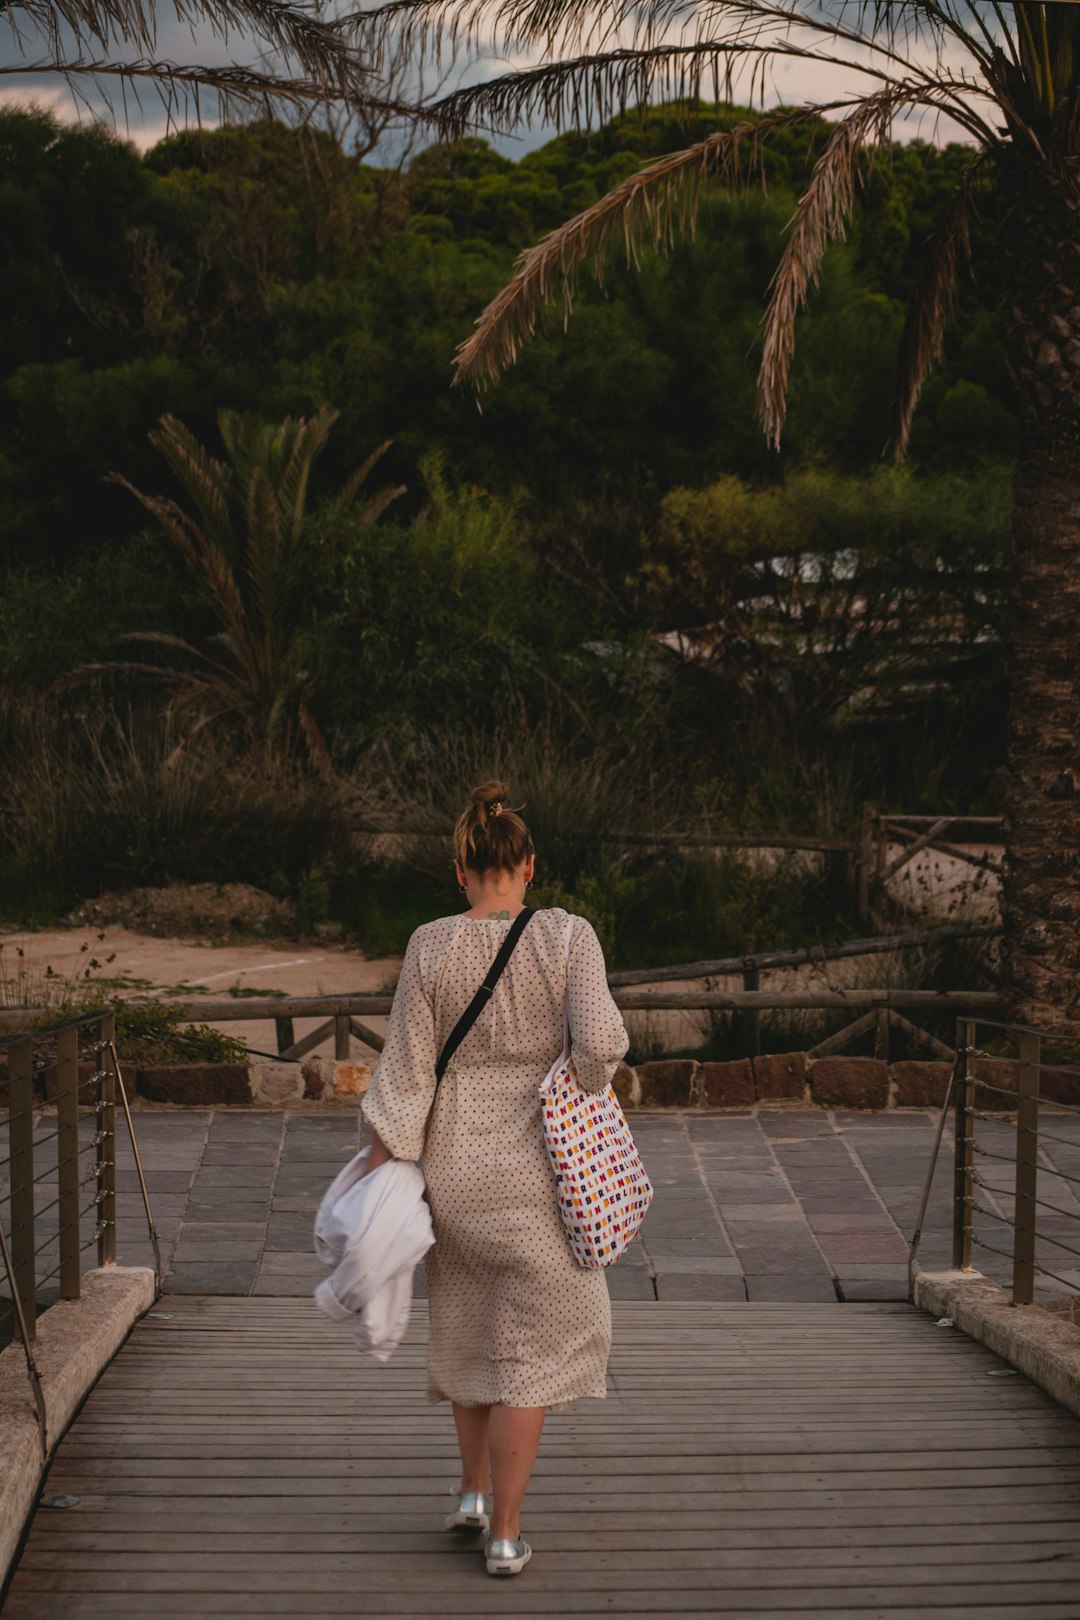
[0,926,401,1060]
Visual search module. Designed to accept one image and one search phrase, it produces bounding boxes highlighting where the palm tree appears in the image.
[106,407,405,766]
[353,0,1080,1034]
[5,0,412,125]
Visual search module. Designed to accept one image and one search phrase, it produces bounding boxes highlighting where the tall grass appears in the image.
[0,701,363,920]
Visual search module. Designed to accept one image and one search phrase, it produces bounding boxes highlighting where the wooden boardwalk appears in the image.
[7,1297,1080,1617]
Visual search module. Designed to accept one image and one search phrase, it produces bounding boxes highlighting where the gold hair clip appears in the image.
[488,800,504,817]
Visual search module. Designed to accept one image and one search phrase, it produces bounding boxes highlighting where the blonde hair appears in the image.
[454,780,534,876]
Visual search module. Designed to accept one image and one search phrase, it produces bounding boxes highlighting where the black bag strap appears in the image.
[435,908,534,1086]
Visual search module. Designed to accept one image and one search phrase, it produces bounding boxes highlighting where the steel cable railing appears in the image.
[0,1010,159,1453]
[909,1016,1080,1307]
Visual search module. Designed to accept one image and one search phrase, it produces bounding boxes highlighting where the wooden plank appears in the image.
[10,1298,1080,1618]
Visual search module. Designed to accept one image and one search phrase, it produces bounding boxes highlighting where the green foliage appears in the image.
[0,100,1021,956]
[112,999,248,1065]
[309,460,543,736]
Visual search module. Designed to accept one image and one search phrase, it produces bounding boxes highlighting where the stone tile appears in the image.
[649,1254,743,1274]
[115,1170,193,1192]
[190,1166,277,1188]
[178,1220,267,1239]
[745,1274,837,1302]
[814,1236,910,1262]
[833,1265,909,1280]
[721,1205,806,1222]
[604,1267,655,1300]
[838,1279,910,1302]
[173,1239,265,1261]
[656,1274,747,1301]
[265,1213,318,1250]
[280,1141,357,1163]
[257,1250,322,1274]
[185,1202,271,1223]
[199,1146,281,1166]
[163,1262,257,1294]
[642,1237,733,1258]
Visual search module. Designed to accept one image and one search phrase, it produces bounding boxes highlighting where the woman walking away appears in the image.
[361,781,629,1577]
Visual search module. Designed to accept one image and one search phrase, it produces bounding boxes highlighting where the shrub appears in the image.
[113,1000,248,1066]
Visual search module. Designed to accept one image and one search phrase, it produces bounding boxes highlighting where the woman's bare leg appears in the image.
[452,1402,492,1494]
[488,1405,545,1540]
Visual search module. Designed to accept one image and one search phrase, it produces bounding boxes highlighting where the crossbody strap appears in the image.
[435,908,534,1086]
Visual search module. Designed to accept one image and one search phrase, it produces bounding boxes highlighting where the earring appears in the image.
[525,879,534,890]
[458,884,467,894]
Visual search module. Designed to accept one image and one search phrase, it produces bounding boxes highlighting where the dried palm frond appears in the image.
[756,88,901,449]
[12,0,365,93]
[453,101,836,389]
[3,56,421,123]
[888,156,985,460]
[432,39,909,140]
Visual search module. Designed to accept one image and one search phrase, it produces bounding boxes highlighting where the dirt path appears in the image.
[0,926,401,1059]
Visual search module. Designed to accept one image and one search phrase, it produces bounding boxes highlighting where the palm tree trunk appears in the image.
[999,159,1080,1035]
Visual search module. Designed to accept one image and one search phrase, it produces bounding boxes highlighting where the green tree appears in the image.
[357,1,1079,1033]
[107,407,404,764]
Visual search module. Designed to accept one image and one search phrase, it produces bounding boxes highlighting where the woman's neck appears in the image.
[463,878,527,919]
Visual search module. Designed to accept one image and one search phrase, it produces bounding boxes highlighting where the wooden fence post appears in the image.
[334,1016,350,1060]
[857,801,877,923]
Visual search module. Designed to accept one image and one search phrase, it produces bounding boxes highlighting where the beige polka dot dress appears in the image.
[361,907,629,1409]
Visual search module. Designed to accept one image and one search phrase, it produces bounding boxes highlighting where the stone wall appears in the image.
[121,1051,1069,1111]
[617,1053,1053,1111]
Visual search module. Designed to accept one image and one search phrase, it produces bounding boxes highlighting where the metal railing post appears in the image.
[96,1014,117,1268]
[8,1036,36,1339]
[56,1024,81,1300]
[1013,1030,1041,1306]
[952,1017,975,1270]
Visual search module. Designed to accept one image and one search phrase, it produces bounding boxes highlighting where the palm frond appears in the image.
[243,466,286,688]
[3,56,420,124]
[354,483,409,530]
[148,415,235,558]
[339,438,394,506]
[757,87,908,449]
[347,0,959,81]
[109,473,252,654]
[887,155,985,461]
[14,0,376,98]
[277,406,340,548]
[433,39,905,140]
[453,98,853,391]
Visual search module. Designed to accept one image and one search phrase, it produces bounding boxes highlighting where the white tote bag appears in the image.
[540,918,653,1269]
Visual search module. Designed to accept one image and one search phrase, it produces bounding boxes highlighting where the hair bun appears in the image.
[470,780,508,822]
[454,780,533,876]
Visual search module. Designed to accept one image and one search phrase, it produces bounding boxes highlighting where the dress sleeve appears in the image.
[567,917,629,1094]
[361,931,438,1161]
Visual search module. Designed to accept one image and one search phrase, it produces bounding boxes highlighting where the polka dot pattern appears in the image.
[362,907,629,1409]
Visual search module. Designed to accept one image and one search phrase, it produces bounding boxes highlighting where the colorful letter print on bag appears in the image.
[540,1053,653,1269]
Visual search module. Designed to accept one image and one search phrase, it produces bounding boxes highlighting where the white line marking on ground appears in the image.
[198,958,313,983]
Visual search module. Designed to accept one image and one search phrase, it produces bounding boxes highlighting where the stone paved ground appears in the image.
[81,1105,1080,1305]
